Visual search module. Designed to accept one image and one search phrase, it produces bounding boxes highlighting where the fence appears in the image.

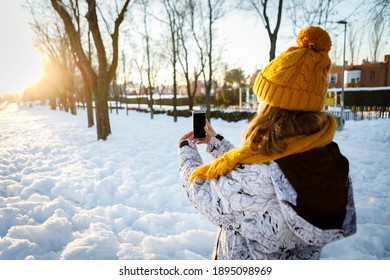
[327,107,390,121]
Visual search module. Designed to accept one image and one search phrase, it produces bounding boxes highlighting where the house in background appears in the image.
[329,54,390,88]
[326,55,390,120]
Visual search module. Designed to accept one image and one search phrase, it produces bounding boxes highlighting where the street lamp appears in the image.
[337,20,347,130]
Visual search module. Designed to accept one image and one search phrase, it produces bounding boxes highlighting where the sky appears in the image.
[0,0,386,95]
[0,0,42,95]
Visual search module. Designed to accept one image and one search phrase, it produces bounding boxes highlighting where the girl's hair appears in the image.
[243,104,328,156]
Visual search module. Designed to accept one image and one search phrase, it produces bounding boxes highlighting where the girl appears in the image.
[178,26,356,260]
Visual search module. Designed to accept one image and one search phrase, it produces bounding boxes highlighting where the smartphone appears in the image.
[193,110,206,140]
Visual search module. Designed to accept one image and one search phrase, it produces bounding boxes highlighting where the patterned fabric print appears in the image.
[268,162,298,206]
[178,136,354,260]
[206,136,235,159]
[178,141,203,184]
[342,176,357,236]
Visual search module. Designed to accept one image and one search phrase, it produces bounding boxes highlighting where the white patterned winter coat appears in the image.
[178,135,356,260]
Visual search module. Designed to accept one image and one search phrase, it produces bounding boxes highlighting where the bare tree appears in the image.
[162,0,180,122]
[188,0,207,110]
[176,1,202,111]
[50,0,132,140]
[369,0,390,31]
[240,0,283,62]
[368,1,389,62]
[119,47,129,114]
[188,0,225,120]
[26,1,77,115]
[58,0,95,126]
[369,16,386,62]
[155,83,166,108]
[110,72,121,115]
[285,0,365,66]
[285,0,345,36]
[138,0,155,119]
[347,23,361,65]
[204,0,225,120]
[133,51,147,108]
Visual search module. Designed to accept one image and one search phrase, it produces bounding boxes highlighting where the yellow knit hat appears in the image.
[252,26,332,112]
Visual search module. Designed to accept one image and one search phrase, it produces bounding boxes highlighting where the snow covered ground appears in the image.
[0,103,389,260]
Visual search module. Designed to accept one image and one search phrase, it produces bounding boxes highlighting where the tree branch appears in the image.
[108,0,132,82]
[50,0,95,82]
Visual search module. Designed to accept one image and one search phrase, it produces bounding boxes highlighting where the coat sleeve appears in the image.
[178,139,236,227]
[178,141,289,253]
[205,135,235,159]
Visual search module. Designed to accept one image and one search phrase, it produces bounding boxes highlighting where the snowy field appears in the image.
[0,103,389,260]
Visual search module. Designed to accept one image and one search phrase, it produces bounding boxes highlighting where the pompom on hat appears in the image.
[253,26,332,112]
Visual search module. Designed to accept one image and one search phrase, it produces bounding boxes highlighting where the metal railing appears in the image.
[327,108,390,120]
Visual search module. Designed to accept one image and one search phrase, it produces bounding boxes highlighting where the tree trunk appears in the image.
[94,85,111,141]
[149,89,154,119]
[49,97,57,110]
[173,67,178,122]
[51,0,131,141]
[77,62,94,127]
[86,88,94,128]
[61,92,69,112]
[269,35,277,61]
[250,0,283,62]
[205,83,211,121]
[186,82,193,111]
[69,93,77,115]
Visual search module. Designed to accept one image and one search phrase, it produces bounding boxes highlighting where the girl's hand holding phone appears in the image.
[179,119,216,146]
[196,120,216,145]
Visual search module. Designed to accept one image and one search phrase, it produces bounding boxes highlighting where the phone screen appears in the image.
[193,111,206,140]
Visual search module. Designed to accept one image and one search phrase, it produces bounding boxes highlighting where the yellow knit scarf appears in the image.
[189,114,337,183]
